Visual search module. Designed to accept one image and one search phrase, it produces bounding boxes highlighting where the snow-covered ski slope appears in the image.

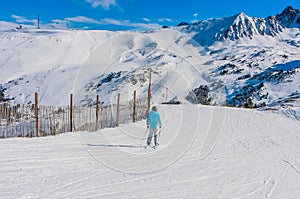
[1,105,299,198]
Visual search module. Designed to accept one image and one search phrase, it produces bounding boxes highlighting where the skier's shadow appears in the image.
[87,144,144,148]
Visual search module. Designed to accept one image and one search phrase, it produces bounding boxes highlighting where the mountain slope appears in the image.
[0,7,300,110]
[202,33,300,108]
[0,29,209,105]
[181,6,300,108]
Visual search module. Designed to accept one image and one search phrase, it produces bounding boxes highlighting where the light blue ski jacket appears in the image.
[146,110,162,129]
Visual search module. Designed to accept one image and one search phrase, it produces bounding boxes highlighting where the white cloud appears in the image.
[85,0,117,9]
[50,16,159,30]
[52,19,66,24]
[193,13,199,17]
[11,15,38,25]
[157,18,173,23]
[65,16,100,24]
[143,17,151,23]
[49,19,69,29]
[101,18,161,29]
[1,14,160,30]
[48,16,100,29]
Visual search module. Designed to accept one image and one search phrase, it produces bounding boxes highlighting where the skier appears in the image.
[146,106,162,148]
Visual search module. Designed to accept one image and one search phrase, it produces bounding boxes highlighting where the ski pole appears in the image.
[157,126,165,145]
[140,127,149,147]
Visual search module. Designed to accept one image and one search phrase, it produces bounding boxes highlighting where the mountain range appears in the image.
[181,6,300,45]
[0,6,299,110]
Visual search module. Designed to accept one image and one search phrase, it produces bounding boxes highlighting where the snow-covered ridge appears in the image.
[182,6,300,45]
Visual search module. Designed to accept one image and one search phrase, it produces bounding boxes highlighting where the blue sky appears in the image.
[1,0,300,30]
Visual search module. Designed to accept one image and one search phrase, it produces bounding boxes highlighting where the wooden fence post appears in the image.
[1,105,4,139]
[96,95,99,130]
[35,92,39,137]
[70,94,73,132]
[116,93,120,126]
[133,90,136,123]
[147,69,152,113]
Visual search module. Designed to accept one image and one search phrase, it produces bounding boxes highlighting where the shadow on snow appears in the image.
[87,144,144,148]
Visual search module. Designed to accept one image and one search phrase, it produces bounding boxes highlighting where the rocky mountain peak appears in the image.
[276,6,300,27]
[188,7,299,45]
[213,12,283,42]
[280,6,298,17]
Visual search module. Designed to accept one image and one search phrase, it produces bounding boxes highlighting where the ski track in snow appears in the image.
[1,105,300,198]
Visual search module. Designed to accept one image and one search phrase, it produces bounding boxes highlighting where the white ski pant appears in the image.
[147,128,158,146]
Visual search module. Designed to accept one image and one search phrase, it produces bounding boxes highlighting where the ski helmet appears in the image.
[152,106,157,111]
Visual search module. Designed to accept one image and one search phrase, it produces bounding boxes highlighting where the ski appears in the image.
[144,145,158,149]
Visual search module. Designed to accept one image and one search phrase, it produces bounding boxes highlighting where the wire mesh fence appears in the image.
[0,95,148,139]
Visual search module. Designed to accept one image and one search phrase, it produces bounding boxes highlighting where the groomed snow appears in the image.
[1,105,299,198]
